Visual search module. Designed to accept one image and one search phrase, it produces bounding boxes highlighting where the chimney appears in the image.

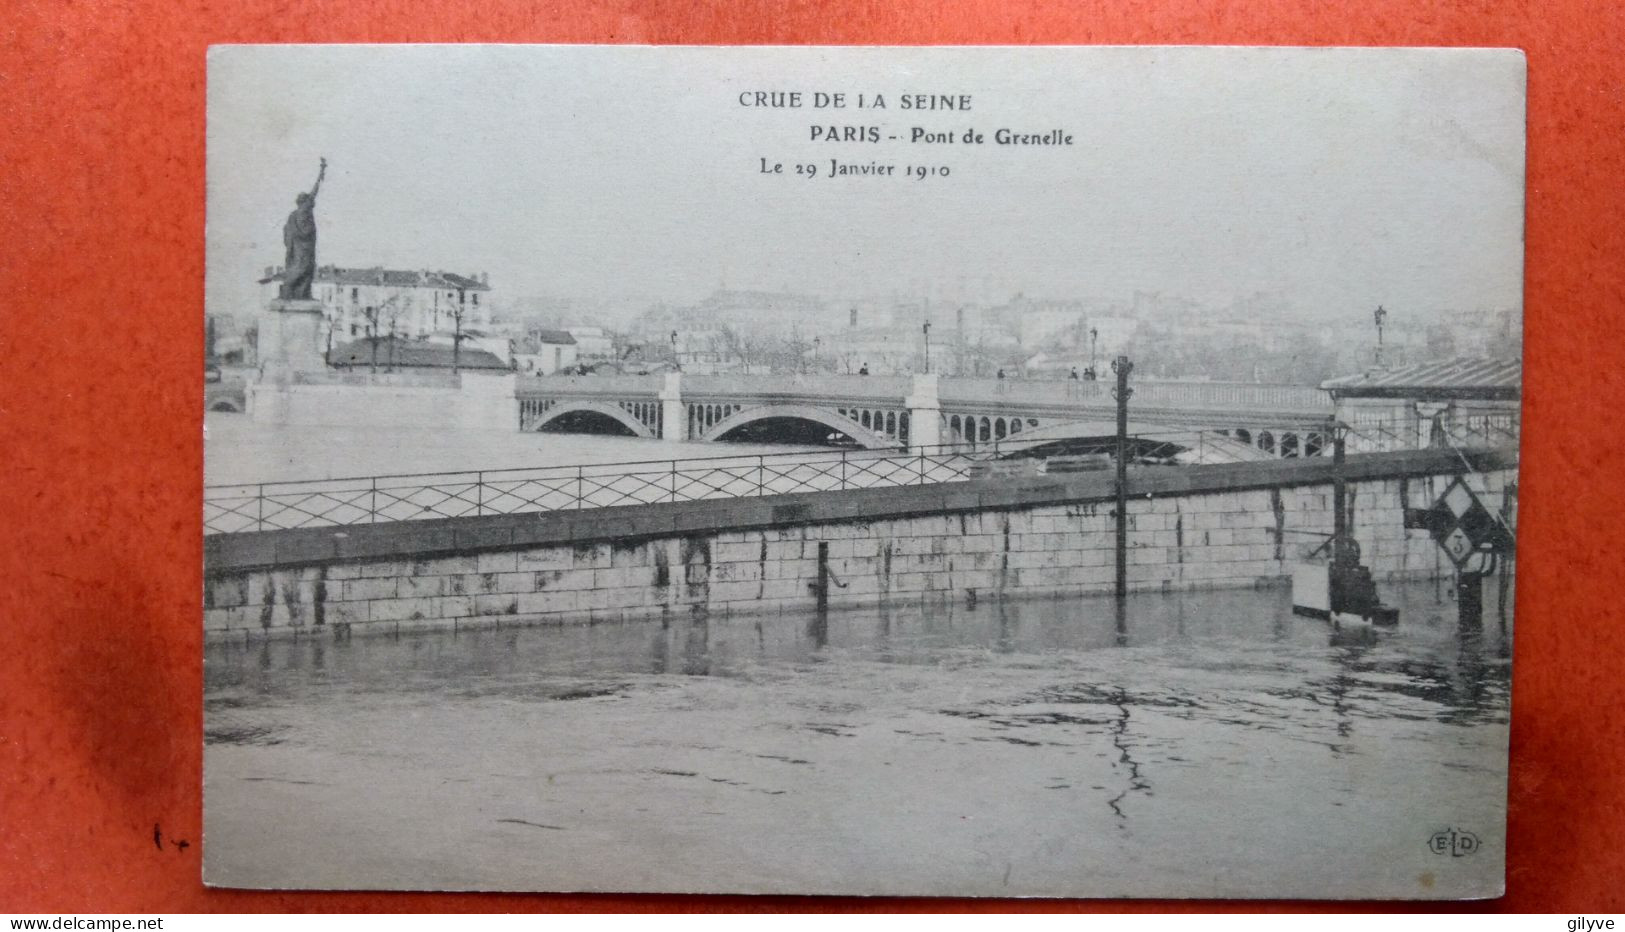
[481,272,489,287]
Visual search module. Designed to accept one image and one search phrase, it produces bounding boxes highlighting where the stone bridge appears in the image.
[517,373,1334,459]
[206,377,248,413]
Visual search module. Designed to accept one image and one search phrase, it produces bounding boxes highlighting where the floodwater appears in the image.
[204,411,833,486]
[203,581,1511,898]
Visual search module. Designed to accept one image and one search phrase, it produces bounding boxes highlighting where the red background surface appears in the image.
[2,0,1621,913]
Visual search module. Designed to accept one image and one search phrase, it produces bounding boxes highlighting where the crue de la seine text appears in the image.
[739,89,1075,182]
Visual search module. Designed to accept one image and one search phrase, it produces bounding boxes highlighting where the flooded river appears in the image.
[203,581,1510,899]
[204,411,832,486]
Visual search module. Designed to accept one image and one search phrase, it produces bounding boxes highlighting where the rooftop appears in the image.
[327,336,509,371]
[516,330,578,351]
[1321,357,1521,400]
[260,266,491,291]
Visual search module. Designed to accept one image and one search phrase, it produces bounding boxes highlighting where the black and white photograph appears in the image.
[202,45,1525,898]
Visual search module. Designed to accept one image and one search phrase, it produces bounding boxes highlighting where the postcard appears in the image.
[203,45,1524,898]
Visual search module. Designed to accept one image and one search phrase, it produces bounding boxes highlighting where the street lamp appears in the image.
[813,336,821,370]
[922,321,932,374]
[1373,305,1388,366]
[386,314,398,373]
[1089,326,1099,380]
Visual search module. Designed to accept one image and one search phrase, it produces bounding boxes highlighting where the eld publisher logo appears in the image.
[1428,828,1481,857]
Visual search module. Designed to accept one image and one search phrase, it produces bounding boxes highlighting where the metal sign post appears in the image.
[1414,476,1515,629]
[1112,356,1134,602]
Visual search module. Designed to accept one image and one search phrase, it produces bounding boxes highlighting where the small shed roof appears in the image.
[1321,358,1521,401]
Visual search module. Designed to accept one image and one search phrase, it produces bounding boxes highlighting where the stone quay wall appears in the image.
[203,448,1516,642]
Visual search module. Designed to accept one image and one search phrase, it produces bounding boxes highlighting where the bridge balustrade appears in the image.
[938,378,1331,413]
[517,373,664,396]
[683,373,913,402]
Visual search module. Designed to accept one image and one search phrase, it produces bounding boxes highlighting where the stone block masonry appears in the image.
[203,448,1516,642]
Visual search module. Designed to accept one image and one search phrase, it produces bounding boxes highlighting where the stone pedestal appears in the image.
[258,298,326,376]
[905,373,942,450]
[658,372,687,441]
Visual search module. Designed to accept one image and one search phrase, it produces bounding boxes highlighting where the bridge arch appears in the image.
[700,403,896,449]
[528,400,656,438]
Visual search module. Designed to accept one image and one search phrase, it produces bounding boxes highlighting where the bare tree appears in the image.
[360,294,403,374]
[361,304,381,373]
[384,306,403,373]
[717,324,762,371]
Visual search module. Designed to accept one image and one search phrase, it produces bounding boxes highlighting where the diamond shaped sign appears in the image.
[1442,527,1474,563]
[1426,477,1515,569]
[1443,482,1474,518]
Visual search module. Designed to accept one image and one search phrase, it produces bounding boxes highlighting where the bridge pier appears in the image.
[905,373,942,450]
[659,372,687,442]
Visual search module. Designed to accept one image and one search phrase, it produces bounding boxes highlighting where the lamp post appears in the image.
[922,321,932,374]
[1111,355,1134,601]
[1089,326,1099,379]
[386,314,397,373]
[670,329,680,371]
[813,336,821,371]
[1373,305,1388,366]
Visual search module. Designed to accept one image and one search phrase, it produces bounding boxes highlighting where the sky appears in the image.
[207,45,1526,324]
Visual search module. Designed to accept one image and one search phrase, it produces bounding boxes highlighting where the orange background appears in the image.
[2,0,1621,913]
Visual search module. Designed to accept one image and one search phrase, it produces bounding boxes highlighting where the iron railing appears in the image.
[1338,411,1521,454]
[203,411,1519,535]
[204,444,995,535]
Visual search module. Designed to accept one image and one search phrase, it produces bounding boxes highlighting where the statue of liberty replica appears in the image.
[259,158,330,380]
[279,157,326,300]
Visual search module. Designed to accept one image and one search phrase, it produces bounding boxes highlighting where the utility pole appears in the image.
[1112,355,1134,601]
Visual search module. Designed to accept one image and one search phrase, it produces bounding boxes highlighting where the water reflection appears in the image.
[205,580,1512,891]
[209,583,1509,725]
[1105,688,1149,821]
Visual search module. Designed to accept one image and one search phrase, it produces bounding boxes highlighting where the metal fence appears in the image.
[203,411,1519,535]
[1339,411,1521,454]
[204,444,996,535]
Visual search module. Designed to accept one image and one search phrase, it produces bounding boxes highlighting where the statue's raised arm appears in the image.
[310,157,327,201]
